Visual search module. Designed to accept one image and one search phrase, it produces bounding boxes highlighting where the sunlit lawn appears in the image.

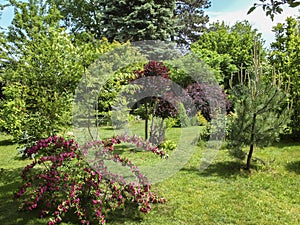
[0,124,299,225]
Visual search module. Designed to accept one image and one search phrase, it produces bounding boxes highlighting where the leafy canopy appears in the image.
[191,21,264,88]
[269,16,300,139]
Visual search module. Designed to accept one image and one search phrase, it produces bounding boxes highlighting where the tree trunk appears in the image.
[246,113,257,170]
[246,143,254,170]
[149,99,158,142]
[145,103,148,140]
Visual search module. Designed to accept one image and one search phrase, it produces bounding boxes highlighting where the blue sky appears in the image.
[206,0,299,47]
[207,0,254,12]
[0,0,13,27]
[0,0,299,47]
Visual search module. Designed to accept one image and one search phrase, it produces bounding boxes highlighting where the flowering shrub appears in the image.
[15,135,166,224]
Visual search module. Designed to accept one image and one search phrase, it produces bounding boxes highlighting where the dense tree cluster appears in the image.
[0,0,298,176]
[51,0,211,46]
[191,21,264,89]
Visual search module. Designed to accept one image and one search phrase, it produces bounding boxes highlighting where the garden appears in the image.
[0,0,299,224]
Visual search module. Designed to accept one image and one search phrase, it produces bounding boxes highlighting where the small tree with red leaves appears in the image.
[185,82,232,121]
[132,61,178,144]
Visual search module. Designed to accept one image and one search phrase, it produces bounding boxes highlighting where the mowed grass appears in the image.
[0,126,299,225]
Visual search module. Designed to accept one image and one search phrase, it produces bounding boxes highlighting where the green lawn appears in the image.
[0,129,299,225]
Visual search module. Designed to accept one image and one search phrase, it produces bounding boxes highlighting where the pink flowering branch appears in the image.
[15,134,166,224]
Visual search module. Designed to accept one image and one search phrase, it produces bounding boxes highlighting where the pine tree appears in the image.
[53,0,177,42]
[174,0,210,47]
[227,43,292,170]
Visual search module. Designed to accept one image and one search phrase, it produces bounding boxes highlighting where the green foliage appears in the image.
[159,139,177,151]
[53,0,177,42]
[191,21,264,88]
[0,0,81,142]
[0,83,27,138]
[0,0,120,143]
[52,0,211,44]
[227,48,292,169]
[174,0,210,47]
[167,63,194,88]
[248,0,300,21]
[196,111,208,126]
[269,16,300,139]
[164,116,178,128]
[98,62,144,121]
[176,102,190,127]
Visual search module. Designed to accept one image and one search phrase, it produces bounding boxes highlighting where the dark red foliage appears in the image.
[134,61,170,80]
[131,61,179,120]
[186,83,232,121]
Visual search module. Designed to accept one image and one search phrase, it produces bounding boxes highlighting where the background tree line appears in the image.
[0,0,299,168]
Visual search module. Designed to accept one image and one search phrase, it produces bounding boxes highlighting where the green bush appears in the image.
[159,139,177,151]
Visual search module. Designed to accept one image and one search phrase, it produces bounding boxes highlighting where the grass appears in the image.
[0,127,299,225]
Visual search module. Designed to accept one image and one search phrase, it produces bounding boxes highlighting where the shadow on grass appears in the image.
[270,140,300,148]
[0,168,47,225]
[105,202,143,224]
[286,161,300,174]
[101,127,114,131]
[181,161,250,179]
[0,138,14,146]
[113,143,144,155]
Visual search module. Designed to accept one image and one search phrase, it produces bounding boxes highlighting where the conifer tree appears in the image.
[175,0,210,47]
[53,0,211,44]
[53,0,177,42]
[227,43,292,170]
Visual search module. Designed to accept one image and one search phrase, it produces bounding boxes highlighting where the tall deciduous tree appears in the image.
[53,0,177,42]
[0,0,116,142]
[191,21,264,88]
[174,0,210,47]
[269,16,300,139]
[0,0,83,142]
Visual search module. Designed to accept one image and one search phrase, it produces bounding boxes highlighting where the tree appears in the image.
[174,0,211,47]
[0,0,116,142]
[131,61,177,143]
[191,21,264,89]
[53,0,177,42]
[186,82,231,121]
[0,31,9,100]
[0,0,82,142]
[53,0,211,45]
[97,62,144,124]
[227,45,292,170]
[248,0,300,20]
[269,16,300,139]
